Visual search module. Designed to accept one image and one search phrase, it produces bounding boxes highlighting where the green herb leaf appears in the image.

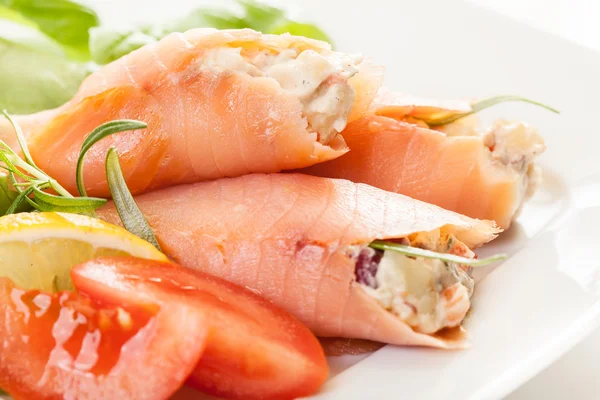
[237,0,285,32]
[5,184,36,214]
[89,27,157,65]
[369,240,506,267]
[89,1,332,65]
[270,21,332,44]
[0,0,100,60]
[0,19,91,114]
[2,110,36,166]
[0,113,108,216]
[76,119,147,196]
[32,186,106,213]
[166,8,246,33]
[0,4,37,27]
[0,172,30,214]
[426,95,560,126]
[106,148,161,251]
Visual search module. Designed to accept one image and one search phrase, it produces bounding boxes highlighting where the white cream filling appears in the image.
[200,46,362,143]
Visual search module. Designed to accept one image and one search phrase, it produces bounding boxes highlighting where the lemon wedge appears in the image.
[0,212,167,292]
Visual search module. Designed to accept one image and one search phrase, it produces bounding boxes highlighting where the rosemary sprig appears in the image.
[424,95,559,126]
[76,120,161,251]
[76,120,147,197]
[105,148,161,250]
[0,111,107,215]
[0,113,161,251]
[369,240,506,267]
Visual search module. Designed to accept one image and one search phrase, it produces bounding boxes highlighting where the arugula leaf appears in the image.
[0,0,100,60]
[0,19,91,113]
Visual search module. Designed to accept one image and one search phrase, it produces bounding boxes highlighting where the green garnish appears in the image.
[0,113,161,249]
[105,148,161,251]
[425,95,559,126]
[75,119,161,251]
[0,0,331,112]
[369,240,506,267]
[89,0,333,65]
[0,1,98,113]
[76,120,147,197]
[0,110,107,215]
[0,0,99,60]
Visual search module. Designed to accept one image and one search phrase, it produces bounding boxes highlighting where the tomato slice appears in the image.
[73,257,329,400]
[0,271,209,399]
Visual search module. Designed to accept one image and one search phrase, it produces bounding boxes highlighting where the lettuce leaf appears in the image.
[0,19,91,114]
[270,21,332,44]
[0,0,99,60]
[89,27,158,65]
[90,0,333,65]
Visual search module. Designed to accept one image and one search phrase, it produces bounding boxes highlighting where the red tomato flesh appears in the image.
[73,257,329,400]
[0,272,209,399]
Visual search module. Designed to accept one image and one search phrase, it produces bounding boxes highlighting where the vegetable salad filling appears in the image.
[201,46,361,143]
[353,230,480,334]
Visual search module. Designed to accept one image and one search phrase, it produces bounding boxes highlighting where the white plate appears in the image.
[6,1,600,399]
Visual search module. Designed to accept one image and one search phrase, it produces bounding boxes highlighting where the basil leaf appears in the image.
[270,21,332,44]
[106,148,161,251]
[426,95,559,126]
[76,119,147,196]
[369,240,506,267]
[0,19,90,114]
[0,0,100,60]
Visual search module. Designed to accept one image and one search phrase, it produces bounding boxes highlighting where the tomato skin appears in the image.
[0,272,208,400]
[74,257,329,400]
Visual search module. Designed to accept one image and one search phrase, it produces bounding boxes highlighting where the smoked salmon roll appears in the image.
[303,93,547,228]
[20,29,381,197]
[98,173,501,349]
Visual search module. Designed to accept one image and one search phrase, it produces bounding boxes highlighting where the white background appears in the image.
[87,1,600,398]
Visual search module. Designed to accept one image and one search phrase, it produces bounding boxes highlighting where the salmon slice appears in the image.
[98,173,500,349]
[303,111,545,228]
[14,29,381,197]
